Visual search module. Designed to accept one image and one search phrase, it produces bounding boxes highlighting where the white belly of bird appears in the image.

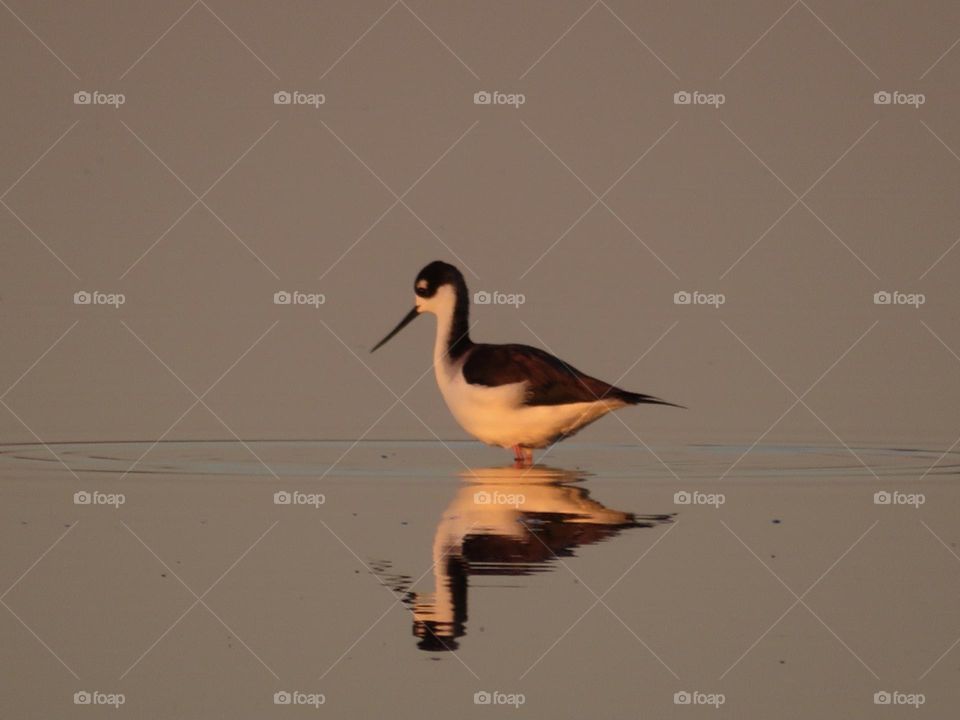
[436,365,621,448]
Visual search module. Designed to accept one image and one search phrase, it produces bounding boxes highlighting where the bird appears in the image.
[371,261,682,465]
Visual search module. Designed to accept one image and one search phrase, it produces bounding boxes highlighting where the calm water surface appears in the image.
[1,441,957,718]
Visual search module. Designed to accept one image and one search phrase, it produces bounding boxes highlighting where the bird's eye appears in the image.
[415,285,430,297]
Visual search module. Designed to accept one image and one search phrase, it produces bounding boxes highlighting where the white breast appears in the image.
[435,357,619,448]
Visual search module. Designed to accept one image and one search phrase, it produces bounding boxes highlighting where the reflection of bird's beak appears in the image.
[371,307,419,352]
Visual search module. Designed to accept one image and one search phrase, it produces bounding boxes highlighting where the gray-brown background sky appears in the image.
[2,0,959,448]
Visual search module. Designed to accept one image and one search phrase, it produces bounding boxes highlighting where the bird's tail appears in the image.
[616,390,686,409]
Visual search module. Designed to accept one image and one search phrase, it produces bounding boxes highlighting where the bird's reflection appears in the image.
[375,465,672,652]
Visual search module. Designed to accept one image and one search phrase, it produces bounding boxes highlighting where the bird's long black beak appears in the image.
[371,307,420,352]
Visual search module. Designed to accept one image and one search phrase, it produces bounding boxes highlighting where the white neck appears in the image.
[427,286,458,375]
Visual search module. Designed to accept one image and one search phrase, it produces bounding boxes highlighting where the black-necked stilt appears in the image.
[371,261,683,465]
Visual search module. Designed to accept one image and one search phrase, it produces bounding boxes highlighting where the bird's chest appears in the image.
[434,361,526,439]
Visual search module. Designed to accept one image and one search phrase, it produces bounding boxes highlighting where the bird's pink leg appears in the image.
[511,445,535,466]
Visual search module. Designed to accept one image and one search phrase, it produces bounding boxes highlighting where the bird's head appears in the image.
[371,261,467,352]
[413,261,464,315]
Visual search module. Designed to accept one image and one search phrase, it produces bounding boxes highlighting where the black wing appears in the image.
[461,344,679,407]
